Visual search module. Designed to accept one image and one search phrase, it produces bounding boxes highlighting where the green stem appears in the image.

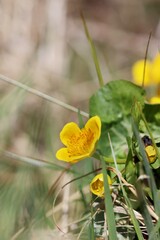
[103,156,126,164]
[93,152,126,164]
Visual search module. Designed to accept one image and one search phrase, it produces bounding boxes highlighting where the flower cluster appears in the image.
[55,115,157,199]
[56,115,111,197]
[54,52,160,238]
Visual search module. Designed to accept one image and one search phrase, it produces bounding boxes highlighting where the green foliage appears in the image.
[89,80,145,158]
[144,103,160,125]
[89,79,160,239]
[89,80,145,123]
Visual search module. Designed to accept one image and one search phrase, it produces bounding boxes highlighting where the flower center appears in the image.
[67,128,94,156]
[92,179,104,195]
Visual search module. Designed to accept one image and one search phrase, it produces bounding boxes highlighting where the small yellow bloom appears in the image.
[132,60,151,86]
[90,173,112,197]
[151,54,160,84]
[145,145,157,164]
[132,53,160,86]
[56,116,101,163]
[149,96,160,104]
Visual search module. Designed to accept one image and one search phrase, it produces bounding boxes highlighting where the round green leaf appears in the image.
[89,80,145,123]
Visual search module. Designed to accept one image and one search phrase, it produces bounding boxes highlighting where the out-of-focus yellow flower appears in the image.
[90,173,112,197]
[151,54,160,84]
[56,116,101,163]
[145,145,157,164]
[132,60,151,86]
[132,53,160,86]
[149,96,160,104]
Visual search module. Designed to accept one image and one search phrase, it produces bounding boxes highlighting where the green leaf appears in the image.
[89,80,145,159]
[151,158,160,169]
[144,103,160,125]
[97,119,130,158]
[125,149,137,185]
[89,80,145,124]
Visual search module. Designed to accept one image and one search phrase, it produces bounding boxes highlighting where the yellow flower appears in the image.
[151,54,160,84]
[145,145,157,164]
[56,116,101,163]
[90,173,112,198]
[149,96,160,104]
[132,53,160,86]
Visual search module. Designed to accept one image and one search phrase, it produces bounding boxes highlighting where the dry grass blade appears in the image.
[0,74,89,118]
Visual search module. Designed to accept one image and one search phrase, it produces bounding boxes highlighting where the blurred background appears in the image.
[0,0,160,239]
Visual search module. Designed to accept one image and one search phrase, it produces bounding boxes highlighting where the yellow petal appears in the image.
[151,53,160,84]
[132,60,152,86]
[56,148,69,161]
[56,147,91,163]
[85,116,101,140]
[60,122,81,146]
[145,145,157,164]
[149,96,160,104]
[83,116,101,157]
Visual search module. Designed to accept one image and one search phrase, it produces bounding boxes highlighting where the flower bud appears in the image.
[90,173,112,198]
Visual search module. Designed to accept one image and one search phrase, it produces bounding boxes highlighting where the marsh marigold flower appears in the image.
[149,96,160,104]
[90,173,112,197]
[145,145,157,164]
[142,135,157,163]
[56,116,101,163]
[132,53,160,86]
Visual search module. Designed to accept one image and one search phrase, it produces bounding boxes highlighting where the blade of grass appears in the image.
[0,74,89,118]
[78,109,85,128]
[149,220,160,240]
[142,32,152,87]
[90,204,95,240]
[132,118,160,218]
[1,150,64,170]
[132,120,160,240]
[108,133,144,240]
[136,179,154,235]
[100,154,117,240]
[94,152,126,164]
[81,13,104,87]
[77,216,94,240]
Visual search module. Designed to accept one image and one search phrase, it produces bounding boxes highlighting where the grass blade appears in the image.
[132,119,160,239]
[81,13,104,87]
[108,133,144,239]
[101,155,117,239]
[132,118,160,216]
[0,74,89,118]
